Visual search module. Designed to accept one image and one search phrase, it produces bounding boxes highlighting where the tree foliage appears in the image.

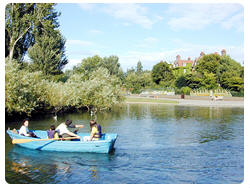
[73,55,124,80]
[125,71,153,94]
[195,54,220,75]
[28,31,67,75]
[5,59,47,115]
[5,59,124,116]
[5,3,67,74]
[5,3,35,62]
[195,54,244,92]
[152,61,174,86]
[136,60,143,74]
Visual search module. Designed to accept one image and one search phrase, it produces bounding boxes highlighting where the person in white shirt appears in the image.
[56,119,84,139]
[19,118,38,138]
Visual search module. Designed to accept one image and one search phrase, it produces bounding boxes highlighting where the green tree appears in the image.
[5,3,67,74]
[76,55,102,72]
[28,4,67,75]
[102,56,123,76]
[194,53,244,92]
[217,55,244,92]
[74,55,124,81]
[5,59,48,115]
[185,73,203,89]
[220,72,244,92]
[136,60,143,74]
[125,71,153,94]
[5,3,35,63]
[65,67,124,111]
[152,61,174,86]
[175,75,188,88]
[201,72,218,89]
[195,54,221,75]
[28,31,68,75]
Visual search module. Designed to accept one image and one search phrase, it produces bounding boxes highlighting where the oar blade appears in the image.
[11,136,80,144]
[12,139,33,144]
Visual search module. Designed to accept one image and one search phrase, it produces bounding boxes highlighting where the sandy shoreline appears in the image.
[126,98,244,108]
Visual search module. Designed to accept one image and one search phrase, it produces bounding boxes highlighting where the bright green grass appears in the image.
[125,97,178,104]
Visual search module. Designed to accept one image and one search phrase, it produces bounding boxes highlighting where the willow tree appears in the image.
[5,3,67,74]
[5,3,35,63]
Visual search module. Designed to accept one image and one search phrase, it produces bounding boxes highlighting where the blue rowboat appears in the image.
[7,130,118,154]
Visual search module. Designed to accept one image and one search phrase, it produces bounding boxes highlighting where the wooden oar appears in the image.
[12,136,80,144]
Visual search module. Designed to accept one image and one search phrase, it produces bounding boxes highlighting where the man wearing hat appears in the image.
[56,119,84,139]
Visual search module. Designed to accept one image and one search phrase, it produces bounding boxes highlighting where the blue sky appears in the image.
[55,3,244,71]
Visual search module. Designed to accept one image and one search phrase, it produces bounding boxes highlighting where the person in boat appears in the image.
[83,120,102,141]
[56,119,84,139]
[19,118,38,138]
[47,125,59,139]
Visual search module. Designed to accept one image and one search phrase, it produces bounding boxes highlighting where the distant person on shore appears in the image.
[56,119,84,139]
[83,120,102,141]
[19,118,38,138]
[47,125,59,139]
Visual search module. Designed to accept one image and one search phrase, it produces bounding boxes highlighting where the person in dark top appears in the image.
[47,125,59,139]
[56,119,84,139]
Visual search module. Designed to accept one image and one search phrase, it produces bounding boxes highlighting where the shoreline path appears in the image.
[126,96,244,108]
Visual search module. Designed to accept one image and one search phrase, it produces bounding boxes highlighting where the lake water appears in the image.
[5,104,244,184]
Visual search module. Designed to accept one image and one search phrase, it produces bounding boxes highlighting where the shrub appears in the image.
[5,59,47,115]
[5,59,125,116]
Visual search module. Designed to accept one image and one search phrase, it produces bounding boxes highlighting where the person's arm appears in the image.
[89,127,98,141]
[76,124,84,128]
[67,131,80,139]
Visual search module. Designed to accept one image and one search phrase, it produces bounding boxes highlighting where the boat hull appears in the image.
[7,130,117,154]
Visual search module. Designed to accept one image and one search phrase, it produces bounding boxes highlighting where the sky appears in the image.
[55,3,244,71]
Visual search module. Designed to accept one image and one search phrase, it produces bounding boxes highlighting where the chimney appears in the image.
[221,49,226,56]
[188,57,191,61]
[176,55,181,60]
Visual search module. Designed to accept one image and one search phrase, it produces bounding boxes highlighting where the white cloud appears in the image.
[78,3,165,29]
[221,12,244,32]
[136,37,158,48]
[169,39,244,63]
[119,42,244,71]
[166,4,243,31]
[63,42,243,71]
[78,3,95,11]
[67,39,94,47]
[89,29,103,34]
[103,4,154,29]
[63,59,82,71]
[144,37,158,43]
[119,50,176,70]
[77,3,154,29]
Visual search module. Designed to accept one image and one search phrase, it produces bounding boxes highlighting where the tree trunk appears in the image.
[8,25,31,64]
[9,40,15,64]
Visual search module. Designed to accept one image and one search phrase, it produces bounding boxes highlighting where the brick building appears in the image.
[173,49,226,68]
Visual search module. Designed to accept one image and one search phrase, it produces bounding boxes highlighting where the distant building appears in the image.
[193,51,205,67]
[221,49,226,56]
[173,49,227,68]
[173,55,194,68]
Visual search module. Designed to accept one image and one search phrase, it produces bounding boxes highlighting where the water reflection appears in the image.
[6,146,114,184]
[197,123,236,144]
[120,104,243,122]
[5,104,243,184]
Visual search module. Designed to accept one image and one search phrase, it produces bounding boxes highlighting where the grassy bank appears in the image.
[125,97,178,104]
